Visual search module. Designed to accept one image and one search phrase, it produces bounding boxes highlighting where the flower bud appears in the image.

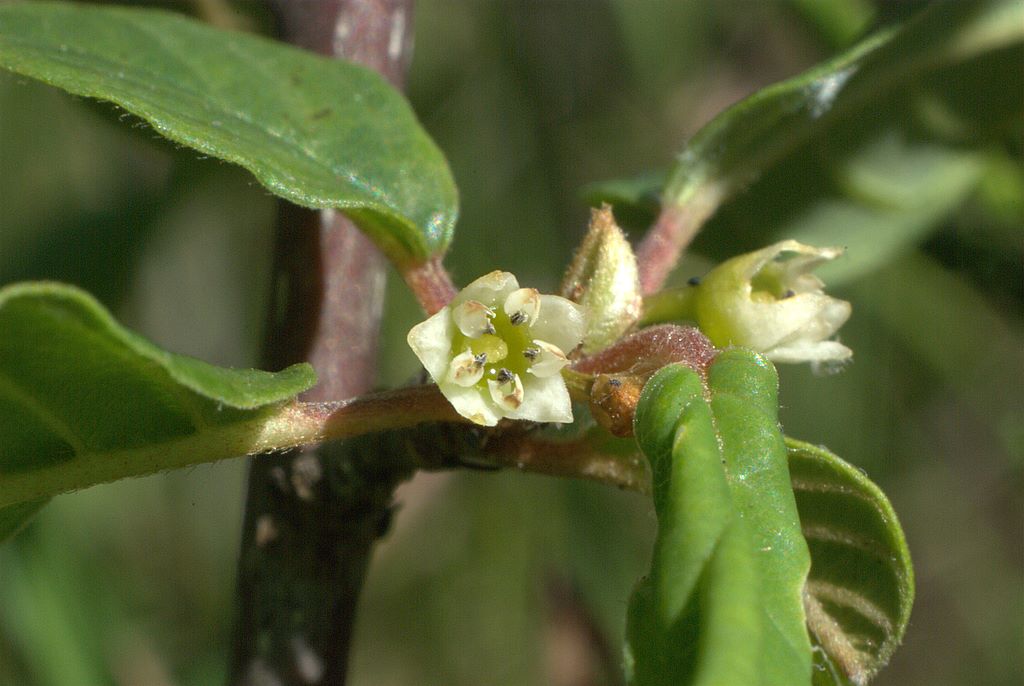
[561,205,642,354]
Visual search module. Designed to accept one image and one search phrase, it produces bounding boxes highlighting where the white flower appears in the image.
[407,271,587,426]
[695,240,852,365]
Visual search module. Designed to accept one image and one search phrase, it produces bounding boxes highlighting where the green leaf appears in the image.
[0,498,47,541]
[665,0,1020,210]
[784,0,874,50]
[581,171,666,230]
[0,282,320,535]
[786,438,913,686]
[589,1,1022,265]
[0,2,458,266]
[627,350,811,685]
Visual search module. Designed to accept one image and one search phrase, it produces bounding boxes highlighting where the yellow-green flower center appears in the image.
[452,307,534,384]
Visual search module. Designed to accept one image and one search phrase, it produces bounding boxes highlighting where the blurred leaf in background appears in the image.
[1,2,1021,686]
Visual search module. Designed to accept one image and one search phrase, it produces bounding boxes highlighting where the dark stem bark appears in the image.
[228,2,415,684]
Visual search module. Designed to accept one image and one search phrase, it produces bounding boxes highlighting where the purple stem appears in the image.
[228,2,415,684]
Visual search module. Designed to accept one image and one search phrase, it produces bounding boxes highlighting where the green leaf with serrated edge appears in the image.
[627,351,812,685]
[786,438,913,686]
[589,1,1022,231]
[0,2,458,266]
[0,282,323,526]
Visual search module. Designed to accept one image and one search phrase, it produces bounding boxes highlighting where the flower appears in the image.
[694,240,852,365]
[408,271,587,426]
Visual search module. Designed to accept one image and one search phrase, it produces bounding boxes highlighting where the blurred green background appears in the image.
[0,1,1021,684]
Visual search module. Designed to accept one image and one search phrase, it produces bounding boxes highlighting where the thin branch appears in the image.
[635,184,724,295]
[481,430,651,495]
[402,255,458,314]
[229,1,416,684]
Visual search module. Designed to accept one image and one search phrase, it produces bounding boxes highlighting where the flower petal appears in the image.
[506,373,573,423]
[454,270,519,308]
[407,308,454,382]
[773,296,851,346]
[441,382,502,426]
[531,295,586,353]
[767,339,852,364]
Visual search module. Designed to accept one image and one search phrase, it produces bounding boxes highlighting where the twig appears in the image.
[635,184,724,295]
[482,431,651,495]
[228,2,416,684]
[402,255,458,314]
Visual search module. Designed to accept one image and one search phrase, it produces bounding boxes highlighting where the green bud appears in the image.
[561,205,642,354]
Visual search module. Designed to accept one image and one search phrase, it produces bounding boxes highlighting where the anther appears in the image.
[523,347,539,360]
[503,288,541,327]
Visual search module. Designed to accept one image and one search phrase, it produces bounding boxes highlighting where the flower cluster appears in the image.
[407,271,585,426]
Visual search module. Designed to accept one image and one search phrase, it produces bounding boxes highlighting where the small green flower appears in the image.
[695,240,852,365]
[407,271,586,426]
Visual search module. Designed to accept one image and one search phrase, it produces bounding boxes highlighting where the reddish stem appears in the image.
[483,431,652,495]
[403,256,459,314]
[635,187,723,295]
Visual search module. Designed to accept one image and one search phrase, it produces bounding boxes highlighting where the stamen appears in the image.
[473,352,487,368]
[526,339,568,378]
[488,370,524,410]
[446,349,484,387]
[452,300,495,338]
[504,288,541,327]
[523,347,539,360]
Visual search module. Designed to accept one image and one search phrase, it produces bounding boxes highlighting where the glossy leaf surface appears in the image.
[0,2,458,265]
[627,351,811,685]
